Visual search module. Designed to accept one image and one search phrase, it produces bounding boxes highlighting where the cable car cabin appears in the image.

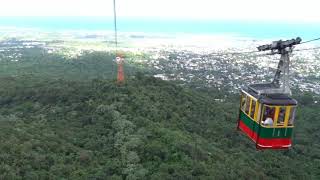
[237,37,301,149]
[237,88,297,149]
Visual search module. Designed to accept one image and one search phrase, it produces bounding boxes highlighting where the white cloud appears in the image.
[0,0,319,22]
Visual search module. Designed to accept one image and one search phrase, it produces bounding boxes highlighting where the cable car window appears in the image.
[250,100,256,119]
[288,107,296,126]
[245,96,251,114]
[262,106,275,126]
[277,107,286,126]
[241,93,246,111]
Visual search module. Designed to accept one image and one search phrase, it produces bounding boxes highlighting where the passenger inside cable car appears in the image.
[262,106,275,126]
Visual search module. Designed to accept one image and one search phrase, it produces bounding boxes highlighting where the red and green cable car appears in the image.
[237,37,301,149]
[237,88,297,149]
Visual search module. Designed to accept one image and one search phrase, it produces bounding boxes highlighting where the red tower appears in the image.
[116,54,125,84]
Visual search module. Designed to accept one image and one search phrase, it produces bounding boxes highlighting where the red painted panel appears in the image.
[239,120,258,142]
[238,119,291,149]
[257,138,291,149]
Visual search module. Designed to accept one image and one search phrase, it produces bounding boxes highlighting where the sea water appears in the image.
[0,16,319,41]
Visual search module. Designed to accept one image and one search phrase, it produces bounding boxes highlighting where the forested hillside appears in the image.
[0,74,319,179]
[0,48,318,179]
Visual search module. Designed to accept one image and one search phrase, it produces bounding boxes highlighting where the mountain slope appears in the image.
[0,75,318,179]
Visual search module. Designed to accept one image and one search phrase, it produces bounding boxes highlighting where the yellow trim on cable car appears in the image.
[274,106,280,127]
[259,105,296,128]
[241,90,257,101]
[240,93,296,128]
[284,106,291,127]
[254,102,259,121]
[249,98,252,117]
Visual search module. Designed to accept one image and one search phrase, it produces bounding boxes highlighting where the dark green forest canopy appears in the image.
[0,75,319,179]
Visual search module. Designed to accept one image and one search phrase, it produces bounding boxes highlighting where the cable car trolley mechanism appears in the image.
[237,37,301,149]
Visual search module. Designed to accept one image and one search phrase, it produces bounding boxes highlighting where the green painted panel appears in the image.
[239,111,293,139]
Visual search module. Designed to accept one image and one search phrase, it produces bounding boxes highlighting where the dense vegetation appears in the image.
[0,48,319,179]
[0,47,143,80]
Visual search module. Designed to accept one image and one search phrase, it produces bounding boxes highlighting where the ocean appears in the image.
[0,16,319,41]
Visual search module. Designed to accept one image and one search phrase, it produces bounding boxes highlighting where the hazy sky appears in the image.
[0,0,319,22]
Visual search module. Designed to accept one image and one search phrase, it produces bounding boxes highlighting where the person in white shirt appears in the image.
[263,117,273,126]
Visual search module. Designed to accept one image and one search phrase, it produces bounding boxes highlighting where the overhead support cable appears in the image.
[113,0,118,51]
[300,37,320,44]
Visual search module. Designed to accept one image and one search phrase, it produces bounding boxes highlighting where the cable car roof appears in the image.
[242,88,298,106]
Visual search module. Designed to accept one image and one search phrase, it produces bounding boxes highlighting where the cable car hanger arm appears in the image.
[249,37,302,95]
